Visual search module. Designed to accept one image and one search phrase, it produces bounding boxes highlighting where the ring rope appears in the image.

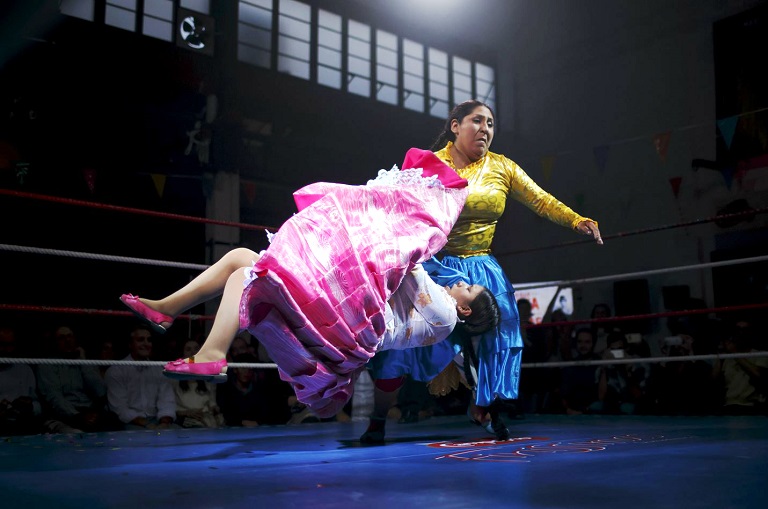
[2,243,765,295]
[0,188,278,231]
[521,350,768,369]
[523,302,768,329]
[3,187,765,260]
[2,301,766,329]
[0,358,276,369]
[0,304,211,323]
[3,191,765,375]
[0,243,210,271]
[513,254,768,290]
[2,351,765,370]
[497,206,768,257]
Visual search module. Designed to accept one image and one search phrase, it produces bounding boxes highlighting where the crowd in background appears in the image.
[1,298,766,437]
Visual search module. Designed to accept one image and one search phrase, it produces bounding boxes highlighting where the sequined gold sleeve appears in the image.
[434,146,595,257]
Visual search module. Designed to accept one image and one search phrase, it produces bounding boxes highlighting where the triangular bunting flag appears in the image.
[669,177,682,198]
[541,155,555,183]
[593,145,610,174]
[717,115,738,150]
[652,131,672,163]
[83,168,96,194]
[242,180,256,205]
[151,173,167,197]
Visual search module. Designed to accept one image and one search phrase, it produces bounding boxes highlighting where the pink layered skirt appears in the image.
[239,149,468,417]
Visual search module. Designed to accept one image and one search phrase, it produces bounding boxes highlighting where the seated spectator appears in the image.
[589,303,612,356]
[518,298,543,414]
[712,324,767,415]
[594,329,652,415]
[216,353,275,427]
[105,324,177,430]
[173,339,224,428]
[0,326,44,436]
[36,324,120,433]
[538,309,573,414]
[227,332,255,361]
[90,338,118,380]
[560,327,601,415]
[653,329,716,415]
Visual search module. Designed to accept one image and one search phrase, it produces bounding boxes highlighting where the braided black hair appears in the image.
[456,287,500,337]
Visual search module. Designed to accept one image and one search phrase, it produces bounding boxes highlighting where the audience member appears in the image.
[653,328,716,415]
[594,330,652,415]
[560,327,601,415]
[518,298,550,414]
[36,324,119,433]
[0,326,44,435]
[711,323,767,415]
[251,338,298,425]
[227,333,255,361]
[589,303,613,356]
[173,338,224,428]
[91,338,118,380]
[539,309,574,414]
[105,324,177,430]
[216,353,278,427]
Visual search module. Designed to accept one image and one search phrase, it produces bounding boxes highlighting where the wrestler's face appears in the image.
[446,281,483,317]
[451,105,494,162]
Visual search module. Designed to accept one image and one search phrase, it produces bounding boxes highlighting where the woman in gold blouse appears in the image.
[363,100,602,444]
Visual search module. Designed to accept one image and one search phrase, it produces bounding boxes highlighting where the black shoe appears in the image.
[360,417,386,444]
[490,414,510,441]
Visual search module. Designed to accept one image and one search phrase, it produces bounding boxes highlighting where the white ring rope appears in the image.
[4,243,767,292]
[2,351,766,370]
[0,243,209,271]
[512,254,768,290]
[0,358,276,369]
[3,244,765,372]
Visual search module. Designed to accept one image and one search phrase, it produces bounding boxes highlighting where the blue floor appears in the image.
[1,414,767,509]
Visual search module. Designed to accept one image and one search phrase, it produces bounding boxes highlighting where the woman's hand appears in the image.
[577,220,603,245]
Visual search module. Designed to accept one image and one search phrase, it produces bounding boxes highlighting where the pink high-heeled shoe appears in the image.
[163,357,228,383]
[119,294,174,334]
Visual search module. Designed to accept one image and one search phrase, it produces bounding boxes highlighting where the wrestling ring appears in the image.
[1,187,767,509]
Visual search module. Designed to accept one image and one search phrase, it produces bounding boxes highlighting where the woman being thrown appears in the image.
[120,148,500,418]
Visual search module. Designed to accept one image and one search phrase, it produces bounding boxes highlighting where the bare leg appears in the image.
[138,247,259,319]
[190,267,252,363]
[360,379,403,444]
[371,386,400,421]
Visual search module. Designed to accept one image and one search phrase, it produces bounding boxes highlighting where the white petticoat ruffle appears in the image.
[366,165,444,189]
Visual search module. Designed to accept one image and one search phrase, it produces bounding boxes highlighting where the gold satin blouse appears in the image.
[435,142,593,257]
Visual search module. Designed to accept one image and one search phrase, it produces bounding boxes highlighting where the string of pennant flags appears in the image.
[4,107,766,202]
[536,105,768,198]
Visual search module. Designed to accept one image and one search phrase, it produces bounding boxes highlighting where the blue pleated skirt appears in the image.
[368,253,522,406]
